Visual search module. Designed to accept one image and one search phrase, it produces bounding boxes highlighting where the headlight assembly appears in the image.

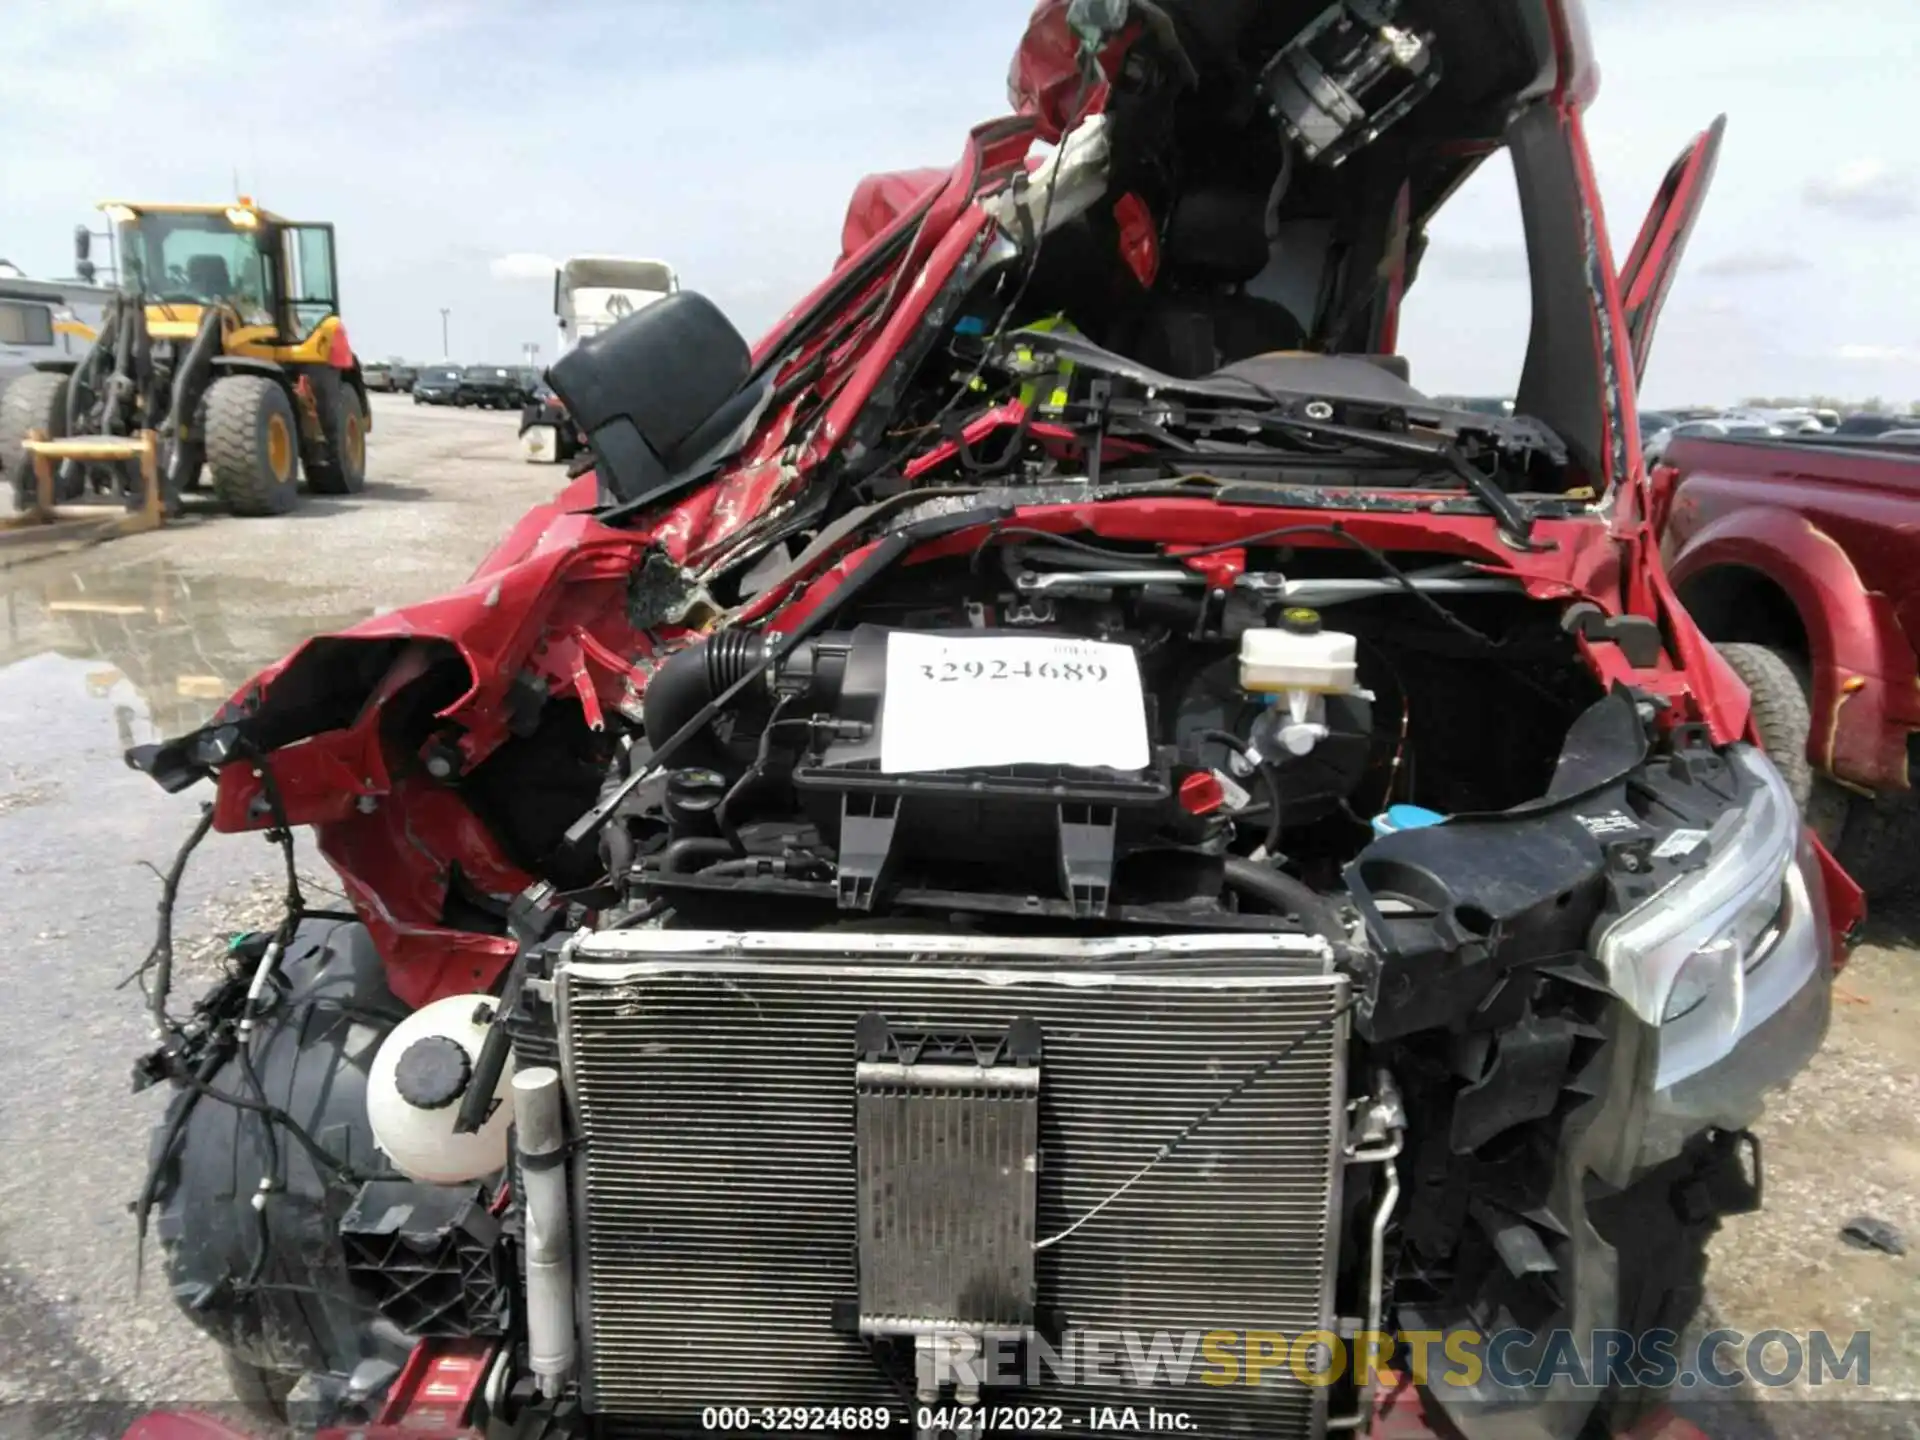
[1597,744,1829,1094]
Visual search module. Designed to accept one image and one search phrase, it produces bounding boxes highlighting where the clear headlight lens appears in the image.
[1597,744,1813,1089]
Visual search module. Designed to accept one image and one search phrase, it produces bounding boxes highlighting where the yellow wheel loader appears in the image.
[0,199,370,518]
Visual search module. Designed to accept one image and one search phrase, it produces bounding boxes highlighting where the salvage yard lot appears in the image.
[0,395,1911,1431]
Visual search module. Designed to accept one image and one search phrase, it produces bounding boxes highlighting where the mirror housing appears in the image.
[546,291,751,507]
[74,225,95,283]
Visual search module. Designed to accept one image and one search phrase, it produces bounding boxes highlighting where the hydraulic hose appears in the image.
[61,292,125,490]
[165,308,224,494]
[1220,856,1347,944]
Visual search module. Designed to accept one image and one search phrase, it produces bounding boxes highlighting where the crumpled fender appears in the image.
[1665,499,1917,791]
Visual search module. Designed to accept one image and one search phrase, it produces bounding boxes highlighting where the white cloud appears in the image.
[1834,344,1919,363]
[1417,240,1528,283]
[490,253,559,282]
[1698,250,1810,278]
[1804,159,1916,221]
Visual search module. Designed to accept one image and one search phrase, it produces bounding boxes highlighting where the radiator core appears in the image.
[557,930,1349,1437]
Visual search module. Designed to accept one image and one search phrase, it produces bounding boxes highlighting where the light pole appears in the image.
[439,308,450,360]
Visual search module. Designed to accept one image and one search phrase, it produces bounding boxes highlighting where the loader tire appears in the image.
[302,372,367,495]
[204,375,300,516]
[1,370,70,508]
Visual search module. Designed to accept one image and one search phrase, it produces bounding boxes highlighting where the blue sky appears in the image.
[3,0,1915,406]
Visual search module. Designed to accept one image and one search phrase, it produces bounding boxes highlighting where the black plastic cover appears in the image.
[546,290,750,505]
[777,625,1173,916]
[1345,698,1751,1043]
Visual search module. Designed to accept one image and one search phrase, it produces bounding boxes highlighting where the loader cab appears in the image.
[101,199,341,349]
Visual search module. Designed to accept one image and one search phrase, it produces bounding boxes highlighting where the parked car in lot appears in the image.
[459,363,521,409]
[411,364,463,405]
[363,361,396,392]
[1837,412,1908,437]
[391,363,419,392]
[1654,430,1920,895]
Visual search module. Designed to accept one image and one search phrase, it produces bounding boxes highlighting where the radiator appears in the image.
[557,930,1349,1438]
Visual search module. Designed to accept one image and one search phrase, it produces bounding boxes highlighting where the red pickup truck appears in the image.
[1653,434,1920,895]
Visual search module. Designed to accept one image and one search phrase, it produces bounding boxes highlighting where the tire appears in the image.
[1716,642,1815,806]
[1831,780,1920,900]
[302,373,368,495]
[204,375,300,516]
[1,370,70,508]
[1711,640,1857,846]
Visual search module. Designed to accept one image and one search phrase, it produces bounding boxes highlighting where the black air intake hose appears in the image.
[641,631,771,770]
[1220,856,1347,944]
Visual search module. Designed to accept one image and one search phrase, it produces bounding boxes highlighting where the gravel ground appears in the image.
[0,396,1911,1437]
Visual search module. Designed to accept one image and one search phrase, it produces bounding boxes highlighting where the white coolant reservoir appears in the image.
[1240,610,1359,694]
[367,993,515,1184]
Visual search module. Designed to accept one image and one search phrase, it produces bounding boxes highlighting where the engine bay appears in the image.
[596,538,1593,931]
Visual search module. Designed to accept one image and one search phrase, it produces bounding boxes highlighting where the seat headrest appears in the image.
[1162,189,1271,284]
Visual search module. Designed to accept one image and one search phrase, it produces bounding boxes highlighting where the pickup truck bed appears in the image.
[1655,433,1920,896]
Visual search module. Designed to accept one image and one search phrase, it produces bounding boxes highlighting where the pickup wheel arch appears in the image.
[1667,506,1915,793]
[1675,565,1808,658]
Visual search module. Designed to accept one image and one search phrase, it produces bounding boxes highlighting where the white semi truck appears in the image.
[520,256,679,464]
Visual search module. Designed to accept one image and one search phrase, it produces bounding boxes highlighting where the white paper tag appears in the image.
[1652,827,1709,860]
[879,632,1151,774]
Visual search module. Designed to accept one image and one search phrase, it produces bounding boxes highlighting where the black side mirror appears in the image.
[546,291,751,507]
[74,225,95,283]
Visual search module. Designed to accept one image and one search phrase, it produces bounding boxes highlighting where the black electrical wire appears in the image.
[966,522,1155,575]
[119,803,216,1034]
[1165,521,1507,650]
[236,1040,281,1291]
[883,70,1100,475]
[1034,993,1362,1251]
[132,746,371,1298]
[168,1063,367,1185]
[714,709,816,854]
[1192,727,1285,857]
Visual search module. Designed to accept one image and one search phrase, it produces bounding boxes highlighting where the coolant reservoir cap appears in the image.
[1280,607,1323,634]
[393,1035,472,1111]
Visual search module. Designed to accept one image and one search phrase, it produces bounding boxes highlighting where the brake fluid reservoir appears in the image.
[1240,609,1358,694]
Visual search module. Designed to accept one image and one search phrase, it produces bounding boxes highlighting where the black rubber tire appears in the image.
[302,373,368,495]
[204,375,300,516]
[1,370,71,507]
[1716,642,1816,808]
[1831,780,1920,899]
